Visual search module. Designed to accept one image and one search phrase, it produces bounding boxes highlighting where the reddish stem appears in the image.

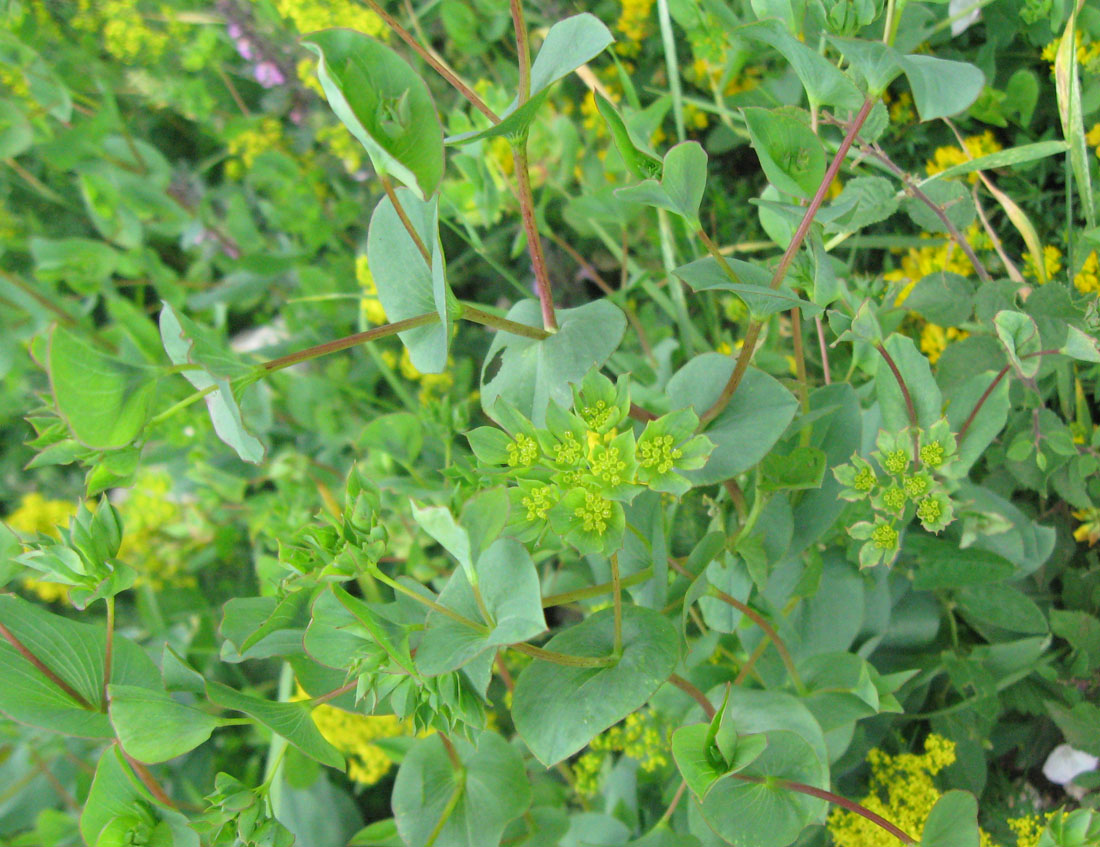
[0,618,94,710]
[668,673,716,719]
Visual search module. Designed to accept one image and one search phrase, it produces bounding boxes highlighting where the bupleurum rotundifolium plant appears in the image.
[467,369,714,555]
[833,419,960,568]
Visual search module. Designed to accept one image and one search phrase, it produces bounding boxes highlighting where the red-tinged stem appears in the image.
[956,349,1060,442]
[629,403,658,422]
[309,680,357,707]
[121,748,177,809]
[732,773,916,844]
[261,312,439,373]
[700,97,876,428]
[381,175,431,265]
[668,673,716,719]
[362,0,499,124]
[512,142,559,331]
[0,617,94,710]
[875,342,921,465]
[439,732,463,771]
[510,0,531,102]
[815,315,832,384]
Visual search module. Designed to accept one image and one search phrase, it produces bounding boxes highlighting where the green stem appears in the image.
[509,642,617,669]
[260,312,439,374]
[103,597,115,709]
[147,384,218,428]
[541,567,654,607]
[425,768,465,847]
[656,0,686,142]
[460,303,552,340]
[369,564,489,634]
[610,553,623,657]
[699,97,876,428]
[697,229,742,285]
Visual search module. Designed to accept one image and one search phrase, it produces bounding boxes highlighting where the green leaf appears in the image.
[1055,12,1097,229]
[825,37,903,96]
[906,536,1017,590]
[760,446,827,492]
[903,180,975,233]
[615,142,709,228]
[994,310,1042,379]
[875,334,941,431]
[956,584,1047,635]
[742,108,826,200]
[1046,701,1100,757]
[159,303,265,464]
[825,176,899,232]
[512,607,679,765]
[48,326,157,451]
[696,731,827,847]
[108,684,220,764]
[666,354,799,486]
[919,141,1068,185]
[945,371,1010,474]
[205,680,344,769]
[921,791,980,847]
[0,594,160,738]
[899,55,985,121]
[0,98,32,157]
[361,411,424,465]
[220,593,309,662]
[595,92,663,180]
[1060,325,1100,362]
[411,501,474,579]
[673,256,820,319]
[392,732,531,847]
[416,538,547,676]
[446,14,613,145]
[903,273,974,327]
[740,21,862,110]
[31,237,120,295]
[480,299,626,427]
[671,723,768,800]
[302,29,444,199]
[366,188,453,373]
[80,747,198,847]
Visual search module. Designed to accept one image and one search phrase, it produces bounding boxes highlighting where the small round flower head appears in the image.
[553,431,584,465]
[574,491,613,534]
[521,486,554,522]
[871,522,899,550]
[853,465,876,492]
[902,473,931,499]
[638,434,682,475]
[916,494,954,533]
[919,419,957,471]
[919,441,945,468]
[883,449,909,476]
[881,486,907,513]
[580,400,616,433]
[590,446,628,485]
[506,433,538,468]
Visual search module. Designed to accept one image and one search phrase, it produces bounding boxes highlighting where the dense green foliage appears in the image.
[1,0,1100,846]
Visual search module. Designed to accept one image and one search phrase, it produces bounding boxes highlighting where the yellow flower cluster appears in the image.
[615,0,655,56]
[1073,506,1100,545]
[1042,30,1100,74]
[1074,250,1100,295]
[1008,813,1051,847]
[303,692,406,785]
[118,471,195,591]
[886,224,990,304]
[573,709,669,796]
[317,123,363,174]
[4,493,79,604]
[267,0,385,38]
[380,348,455,404]
[356,255,387,325]
[1023,245,1063,283]
[919,324,968,365]
[0,65,29,100]
[886,90,915,126]
[829,734,994,847]
[225,118,283,179]
[73,0,170,64]
[925,131,1003,183]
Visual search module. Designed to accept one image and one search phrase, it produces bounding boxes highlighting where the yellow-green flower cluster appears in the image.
[225,118,283,179]
[4,493,79,604]
[267,0,385,38]
[301,689,407,785]
[1008,813,1051,847]
[573,710,669,796]
[118,470,195,591]
[379,347,454,405]
[829,734,995,847]
[317,123,363,175]
[73,0,170,64]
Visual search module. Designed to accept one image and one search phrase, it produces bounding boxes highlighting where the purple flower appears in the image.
[253,62,285,88]
[235,37,255,61]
